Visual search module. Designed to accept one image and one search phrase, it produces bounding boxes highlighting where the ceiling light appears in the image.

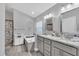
[66,4,71,9]
[32,11,34,14]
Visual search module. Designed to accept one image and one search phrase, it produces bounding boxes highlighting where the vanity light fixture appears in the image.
[61,7,65,11]
[61,3,74,12]
[66,4,71,9]
[44,13,53,19]
[44,16,46,19]
[49,13,53,17]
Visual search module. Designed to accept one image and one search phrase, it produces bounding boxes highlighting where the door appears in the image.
[5,20,14,46]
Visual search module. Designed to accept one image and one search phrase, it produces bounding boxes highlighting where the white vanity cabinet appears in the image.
[37,35,78,56]
[51,41,55,56]
[54,47,73,56]
[61,51,73,56]
[37,36,44,55]
[43,38,51,56]
[53,41,77,56]
[54,47,61,56]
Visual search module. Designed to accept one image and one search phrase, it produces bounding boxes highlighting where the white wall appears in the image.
[0,4,5,56]
[5,10,13,20]
[35,4,62,34]
[14,10,35,35]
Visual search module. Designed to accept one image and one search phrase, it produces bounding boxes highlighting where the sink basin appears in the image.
[42,34,52,37]
[71,37,79,42]
[45,35,52,37]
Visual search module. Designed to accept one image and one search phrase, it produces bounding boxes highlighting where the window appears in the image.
[36,21,42,34]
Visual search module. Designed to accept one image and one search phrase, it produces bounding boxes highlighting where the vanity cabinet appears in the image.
[43,38,51,56]
[51,41,55,56]
[37,36,44,55]
[54,47,73,56]
[54,47,61,56]
[61,51,73,56]
[37,35,78,56]
[54,41,77,56]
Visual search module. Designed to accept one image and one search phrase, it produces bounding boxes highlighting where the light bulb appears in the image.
[66,4,71,9]
[61,7,65,11]
[32,11,34,14]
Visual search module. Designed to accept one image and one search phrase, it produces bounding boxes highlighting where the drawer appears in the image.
[44,39,50,44]
[54,42,77,55]
[54,47,61,56]
[52,46,54,56]
[62,51,73,56]
[38,41,43,48]
[39,46,43,53]
[38,41,43,51]
[44,49,50,56]
[44,43,50,52]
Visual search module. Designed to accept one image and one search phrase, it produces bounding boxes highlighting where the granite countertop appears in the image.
[38,35,79,49]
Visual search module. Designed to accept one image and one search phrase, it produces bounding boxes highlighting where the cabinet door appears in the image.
[44,43,50,52]
[54,41,76,55]
[39,41,43,53]
[52,41,54,56]
[37,38,40,49]
[44,43,50,56]
[37,36,41,50]
[37,38,43,54]
[54,47,61,56]
[44,50,50,56]
[62,51,73,56]
[54,47,73,56]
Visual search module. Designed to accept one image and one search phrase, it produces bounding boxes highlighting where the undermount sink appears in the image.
[45,35,52,37]
[42,34,52,37]
[44,35,61,39]
[71,37,79,42]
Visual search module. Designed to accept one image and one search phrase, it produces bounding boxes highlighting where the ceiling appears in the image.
[6,3,56,17]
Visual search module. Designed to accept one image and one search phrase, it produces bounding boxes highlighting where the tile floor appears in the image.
[5,44,42,56]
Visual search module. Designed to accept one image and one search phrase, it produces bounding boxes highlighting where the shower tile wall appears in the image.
[5,20,13,46]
